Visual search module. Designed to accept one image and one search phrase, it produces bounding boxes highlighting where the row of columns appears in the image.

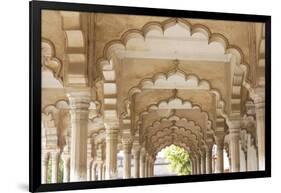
[191,147,215,175]
[42,151,70,184]
[42,147,155,183]
[123,149,154,179]
[42,89,265,183]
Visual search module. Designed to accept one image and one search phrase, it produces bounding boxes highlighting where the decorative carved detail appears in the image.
[97,18,253,119]
[136,93,213,130]
[41,39,63,83]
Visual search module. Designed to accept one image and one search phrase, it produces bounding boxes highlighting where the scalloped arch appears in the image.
[137,95,212,129]
[149,126,199,145]
[43,99,69,113]
[97,17,253,116]
[146,115,204,136]
[148,121,202,142]
[153,142,191,157]
[155,141,190,153]
[98,18,248,73]
[143,115,208,153]
[151,136,197,156]
[124,69,227,118]
[41,39,63,84]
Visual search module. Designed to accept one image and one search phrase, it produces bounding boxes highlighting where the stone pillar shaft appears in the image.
[67,91,90,182]
[147,159,151,177]
[123,143,132,179]
[87,160,92,181]
[216,142,224,173]
[201,151,206,174]
[192,157,197,175]
[228,119,241,172]
[105,129,118,179]
[144,156,149,177]
[151,160,154,176]
[97,163,103,180]
[255,96,265,170]
[91,163,97,181]
[191,158,195,175]
[206,147,213,174]
[51,152,60,183]
[41,153,49,184]
[196,156,201,174]
[133,150,140,178]
[103,165,106,180]
[62,156,70,183]
[229,130,240,172]
[140,152,146,178]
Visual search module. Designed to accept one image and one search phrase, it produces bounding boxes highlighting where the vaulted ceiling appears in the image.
[41,10,264,158]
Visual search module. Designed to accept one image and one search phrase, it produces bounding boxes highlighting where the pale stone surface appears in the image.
[41,10,266,183]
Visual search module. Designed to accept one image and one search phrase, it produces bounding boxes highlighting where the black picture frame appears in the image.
[29,0,271,192]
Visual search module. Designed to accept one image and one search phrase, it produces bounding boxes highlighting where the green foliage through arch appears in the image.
[163,145,191,175]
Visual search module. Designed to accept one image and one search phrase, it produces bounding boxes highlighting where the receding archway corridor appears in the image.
[41,10,265,183]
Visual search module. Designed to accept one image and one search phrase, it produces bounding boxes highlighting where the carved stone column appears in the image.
[200,149,206,174]
[190,157,194,175]
[132,148,140,178]
[151,158,154,176]
[140,149,146,178]
[254,93,265,170]
[97,162,103,180]
[192,155,197,175]
[147,158,151,177]
[229,120,241,172]
[67,90,90,182]
[62,154,70,183]
[123,140,132,179]
[195,154,200,174]
[87,159,93,181]
[205,145,213,174]
[62,131,71,183]
[102,164,106,180]
[149,157,153,177]
[215,135,225,173]
[215,118,226,173]
[105,127,118,180]
[95,143,104,180]
[50,151,60,183]
[144,153,149,177]
[190,156,195,175]
[146,160,149,177]
[91,162,97,181]
[41,152,49,184]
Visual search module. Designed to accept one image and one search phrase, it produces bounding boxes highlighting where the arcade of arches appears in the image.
[41,10,266,183]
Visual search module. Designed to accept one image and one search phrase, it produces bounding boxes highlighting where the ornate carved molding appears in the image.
[97,18,253,118]
[42,39,63,84]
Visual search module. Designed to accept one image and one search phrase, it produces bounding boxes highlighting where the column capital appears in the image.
[132,147,141,157]
[104,121,119,130]
[122,139,133,153]
[228,118,241,128]
[42,151,50,159]
[253,93,265,110]
[251,87,265,101]
[61,153,70,161]
[140,150,146,161]
[215,133,225,146]
[67,89,91,109]
[200,147,207,156]
[50,149,61,158]
[105,127,119,140]
[122,134,133,146]
[132,140,141,151]
[228,119,241,137]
